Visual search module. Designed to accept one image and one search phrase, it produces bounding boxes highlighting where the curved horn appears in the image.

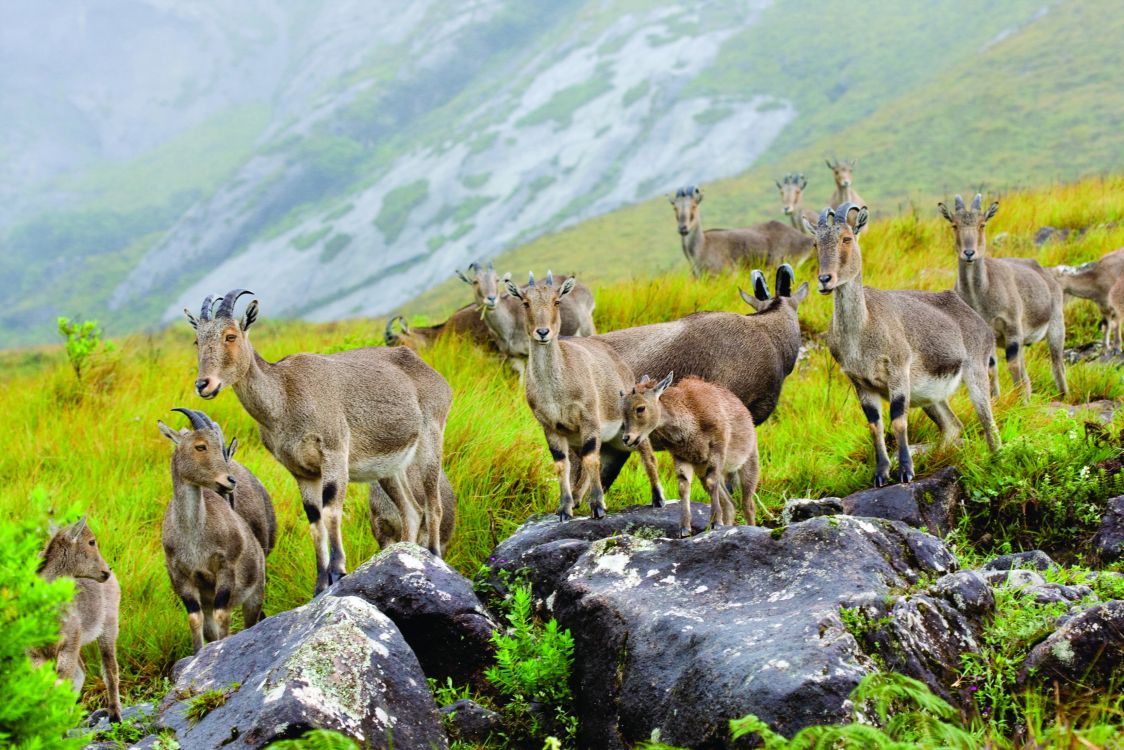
[172,407,212,432]
[971,193,983,211]
[776,264,794,297]
[528,271,535,287]
[384,316,400,345]
[817,207,834,227]
[834,202,859,224]
[546,270,554,287]
[216,289,253,319]
[954,194,965,211]
[199,295,216,321]
[751,269,771,301]
[487,259,494,272]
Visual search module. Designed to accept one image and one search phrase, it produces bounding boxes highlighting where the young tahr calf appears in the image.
[32,517,122,722]
[621,373,760,538]
[157,408,275,652]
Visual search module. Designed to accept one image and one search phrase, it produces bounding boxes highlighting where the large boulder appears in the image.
[485,502,712,603]
[1019,600,1124,691]
[840,466,962,537]
[516,515,973,748]
[330,543,498,687]
[156,594,446,749]
[855,570,994,710]
[1093,496,1124,563]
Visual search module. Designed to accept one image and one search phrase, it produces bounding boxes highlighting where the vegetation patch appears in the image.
[291,226,332,251]
[375,179,430,243]
[320,233,353,263]
[183,682,240,724]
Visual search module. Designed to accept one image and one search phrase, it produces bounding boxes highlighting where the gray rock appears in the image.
[1093,496,1124,564]
[982,550,1059,572]
[538,516,962,747]
[439,700,502,744]
[1020,601,1124,691]
[931,570,995,618]
[1025,583,1093,606]
[484,502,713,606]
[781,497,843,524]
[840,466,962,537]
[980,568,1047,588]
[330,543,498,687]
[156,593,446,749]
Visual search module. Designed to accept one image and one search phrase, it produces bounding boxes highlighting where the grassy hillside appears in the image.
[408,0,1124,320]
[3,178,1124,723]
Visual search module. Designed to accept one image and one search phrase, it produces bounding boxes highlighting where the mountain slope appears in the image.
[408,0,1124,319]
[2,0,1110,346]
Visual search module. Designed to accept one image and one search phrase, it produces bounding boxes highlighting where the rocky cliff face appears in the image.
[110,1,788,324]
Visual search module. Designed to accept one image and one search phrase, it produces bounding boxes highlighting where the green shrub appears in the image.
[56,317,113,381]
[485,585,573,705]
[0,519,85,749]
[485,584,576,745]
[730,673,974,749]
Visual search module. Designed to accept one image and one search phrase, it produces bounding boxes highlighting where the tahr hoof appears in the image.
[873,472,890,488]
[592,506,606,520]
[898,469,914,483]
[328,569,346,585]
[652,495,665,508]
[557,511,573,522]
[679,527,692,538]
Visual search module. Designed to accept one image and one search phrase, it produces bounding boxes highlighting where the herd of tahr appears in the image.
[32,160,1124,723]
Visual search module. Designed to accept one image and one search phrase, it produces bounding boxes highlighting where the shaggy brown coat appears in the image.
[622,374,759,537]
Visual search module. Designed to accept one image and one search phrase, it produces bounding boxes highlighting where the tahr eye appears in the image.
[636,406,646,413]
[225,334,237,342]
[195,444,207,452]
[88,539,96,547]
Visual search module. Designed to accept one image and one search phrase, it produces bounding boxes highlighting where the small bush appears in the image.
[56,317,113,381]
[484,584,577,746]
[0,519,85,749]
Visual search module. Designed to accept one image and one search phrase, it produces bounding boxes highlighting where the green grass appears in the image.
[4,178,1124,735]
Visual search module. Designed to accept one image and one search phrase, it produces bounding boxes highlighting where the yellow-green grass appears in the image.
[3,177,1124,711]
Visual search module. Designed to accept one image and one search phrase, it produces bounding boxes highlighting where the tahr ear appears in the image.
[226,437,238,461]
[501,272,512,283]
[184,309,199,330]
[937,202,954,223]
[505,281,523,299]
[985,201,999,222]
[68,515,88,542]
[455,269,472,284]
[157,420,183,445]
[667,193,676,205]
[801,216,817,234]
[775,179,783,190]
[853,207,869,235]
[792,282,810,304]
[559,276,577,297]
[694,189,704,205]
[241,300,259,331]
[654,371,674,396]
[739,287,766,312]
